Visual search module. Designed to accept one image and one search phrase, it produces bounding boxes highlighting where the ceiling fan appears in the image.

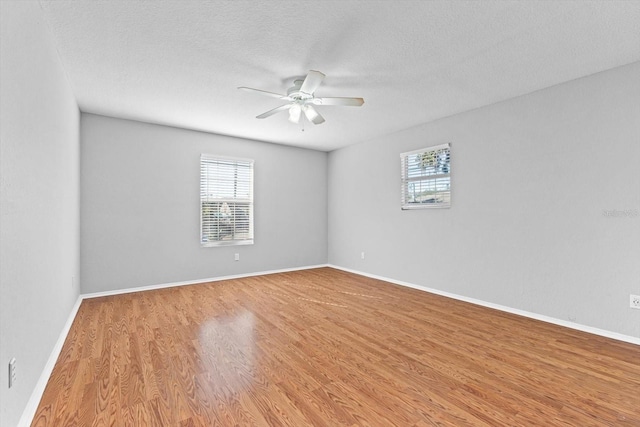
[238,70,364,125]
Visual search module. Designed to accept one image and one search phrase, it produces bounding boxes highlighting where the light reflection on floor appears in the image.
[198,310,256,396]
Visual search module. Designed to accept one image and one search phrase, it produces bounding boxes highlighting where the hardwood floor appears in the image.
[32,267,640,426]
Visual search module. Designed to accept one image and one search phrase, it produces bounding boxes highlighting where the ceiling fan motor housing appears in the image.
[287,79,313,102]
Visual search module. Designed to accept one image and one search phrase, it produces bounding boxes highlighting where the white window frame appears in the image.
[400,143,451,209]
[200,154,254,246]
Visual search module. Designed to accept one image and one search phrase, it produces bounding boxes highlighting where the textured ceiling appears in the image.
[38,0,640,151]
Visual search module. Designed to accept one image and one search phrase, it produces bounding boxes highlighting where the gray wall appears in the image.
[328,62,640,338]
[0,2,81,426]
[81,114,328,294]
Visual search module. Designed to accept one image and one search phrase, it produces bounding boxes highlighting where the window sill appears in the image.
[201,239,254,247]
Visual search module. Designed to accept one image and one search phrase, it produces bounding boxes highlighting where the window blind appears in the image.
[401,143,451,209]
[200,154,254,246]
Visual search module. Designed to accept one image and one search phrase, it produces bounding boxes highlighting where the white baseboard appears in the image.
[82,264,330,299]
[328,264,640,346]
[18,295,83,427]
[22,262,637,425]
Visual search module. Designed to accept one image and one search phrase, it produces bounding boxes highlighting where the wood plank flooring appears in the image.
[32,267,640,426]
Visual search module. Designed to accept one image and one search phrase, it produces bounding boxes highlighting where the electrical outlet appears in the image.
[234,253,240,261]
[631,294,640,310]
[361,252,365,260]
[9,358,16,388]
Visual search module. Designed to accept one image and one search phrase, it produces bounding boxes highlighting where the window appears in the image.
[401,143,451,209]
[200,154,254,246]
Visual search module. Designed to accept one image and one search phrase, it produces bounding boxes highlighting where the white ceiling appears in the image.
[38,0,640,152]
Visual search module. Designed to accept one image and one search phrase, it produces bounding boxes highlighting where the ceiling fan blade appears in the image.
[313,97,364,106]
[256,104,291,119]
[238,87,288,99]
[299,70,325,95]
[303,105,325,125]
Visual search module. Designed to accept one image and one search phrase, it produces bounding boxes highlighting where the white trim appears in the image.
[400,203,450,210]
[201,153,255,164]
[18,295,83,427]
[82,264,329,299]
[328,264,640,346]
[23,262,636,427]
[400,143,451,210]
[200,154,254,247]
[201,239,254,248]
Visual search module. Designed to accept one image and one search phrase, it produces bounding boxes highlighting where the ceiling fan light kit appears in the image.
[288,104,302,123]
[239,70,364,126]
